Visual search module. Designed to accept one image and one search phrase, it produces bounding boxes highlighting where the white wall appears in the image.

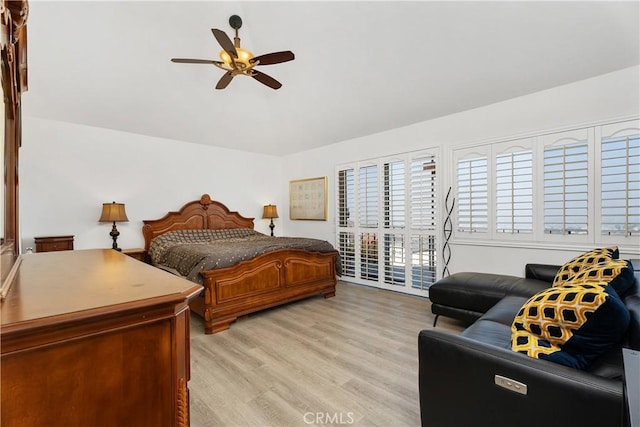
[21,118,284,251]
[20,66,640,276]
[281,65,640,277]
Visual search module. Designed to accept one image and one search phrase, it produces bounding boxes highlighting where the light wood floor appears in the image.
[189,281,465,427]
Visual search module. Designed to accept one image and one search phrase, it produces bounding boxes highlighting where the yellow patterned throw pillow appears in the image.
[568,259,636,298]
[511,281,630,369]
[552,246,619,287]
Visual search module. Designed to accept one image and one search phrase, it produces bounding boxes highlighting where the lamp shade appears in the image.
[99,202,129,223]
[262,205,279,219]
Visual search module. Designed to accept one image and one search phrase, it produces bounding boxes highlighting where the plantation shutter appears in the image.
[383,160,405,286]
[495,150,533,234]
[543,141,588,235]
[410,156,436,231]
[359,165,378,281]
[457,156,488,233]
[601,133,640,236]
[337,168,356,277]
[383,161,405,229]
[410,155,437,290]
[338,169,354,227]
[359,165,378,228]
[337,151,438,296]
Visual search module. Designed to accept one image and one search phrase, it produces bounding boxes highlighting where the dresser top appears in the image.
[34,235,74,240]
[1,249,201,328]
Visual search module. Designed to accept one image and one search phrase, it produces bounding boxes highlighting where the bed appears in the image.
[142,194,338,334]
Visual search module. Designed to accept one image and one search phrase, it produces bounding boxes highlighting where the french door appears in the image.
[336,151,438,296]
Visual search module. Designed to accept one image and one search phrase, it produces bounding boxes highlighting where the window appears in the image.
[337,169,356,277]
[383,161,405,229]
[383,160,405,286]
[337,232,355,278]
[411,235,436,291]
[358,164,379,281]
[451,120,640,246]
[383,234,405,286]
[543,139,589,235]
[360,232,378,281]
[495,150,533,234]
[411,157,436,231]
[410,155,437,290]
[359,165,378,228]
[337,168,354,228]
[457,155,488,233]
[600,122,640,237]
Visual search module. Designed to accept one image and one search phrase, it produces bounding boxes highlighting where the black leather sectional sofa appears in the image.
[420,263,639,427]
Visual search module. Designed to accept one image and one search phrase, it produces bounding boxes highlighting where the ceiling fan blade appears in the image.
[251,51,295,66]
[171,58,219,64]
[251,70,282,90]
[211,28,237,58]
[216,71,234,90]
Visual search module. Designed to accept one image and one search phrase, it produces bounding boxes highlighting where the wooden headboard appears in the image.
[142,194,255,251]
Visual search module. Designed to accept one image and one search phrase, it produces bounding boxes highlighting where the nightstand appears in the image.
[122,248,147,263]
[34,235,74,253]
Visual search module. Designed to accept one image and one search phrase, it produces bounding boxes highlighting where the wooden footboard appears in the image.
[190,249,337,334]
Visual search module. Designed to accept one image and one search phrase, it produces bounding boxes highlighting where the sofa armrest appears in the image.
[419,329,625,427]
[525,263,561,283]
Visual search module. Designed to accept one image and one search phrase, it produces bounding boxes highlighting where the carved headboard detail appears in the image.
[142,194,255,251]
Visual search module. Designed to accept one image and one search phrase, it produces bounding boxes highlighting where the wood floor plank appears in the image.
[189,281,464,427]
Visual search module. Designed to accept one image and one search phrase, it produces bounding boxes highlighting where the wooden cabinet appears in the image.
[34,235,74,252]
[1,249,201,427]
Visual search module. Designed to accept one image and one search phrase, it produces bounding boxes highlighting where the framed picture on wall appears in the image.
[289,177,328,220]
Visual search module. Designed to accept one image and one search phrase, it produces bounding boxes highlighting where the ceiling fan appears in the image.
[171,15,295,90]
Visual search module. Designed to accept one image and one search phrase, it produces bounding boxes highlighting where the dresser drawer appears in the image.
[34,236,74,253]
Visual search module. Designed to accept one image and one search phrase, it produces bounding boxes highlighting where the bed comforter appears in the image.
[148,228,341,284]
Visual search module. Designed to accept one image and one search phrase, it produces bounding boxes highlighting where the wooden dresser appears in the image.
[0,249,202,427]
[34,235,74,252]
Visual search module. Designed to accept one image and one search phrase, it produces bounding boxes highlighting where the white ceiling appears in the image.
[24,1,640,156]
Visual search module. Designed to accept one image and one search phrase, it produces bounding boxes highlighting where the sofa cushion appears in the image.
[479,295,529,326]
[566,259,635,298]
[462,296,528,349]
[511,283,630,369]
[429,272,550,316]
[462,317,513,350]
[552,246,619,286]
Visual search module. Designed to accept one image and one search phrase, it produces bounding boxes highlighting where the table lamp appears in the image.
[262,204,278,237]
[99,201,129,251]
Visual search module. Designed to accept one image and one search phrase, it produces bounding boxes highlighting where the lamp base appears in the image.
[269,219,275,237]
[110,222,121,251]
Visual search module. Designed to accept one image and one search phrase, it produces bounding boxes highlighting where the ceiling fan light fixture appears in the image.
[219,47,253,69]
[172,15,294,90]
